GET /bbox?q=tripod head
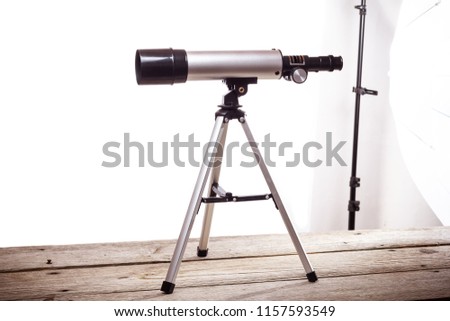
[219,77,257,109]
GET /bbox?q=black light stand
[348,0,378,230]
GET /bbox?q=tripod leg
[197,123,229,257]
[161,116,226,294]
[239,117,318,282]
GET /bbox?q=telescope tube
[135,48,343,85]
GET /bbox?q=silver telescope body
[186,50,282,81]
[135,48,343,85]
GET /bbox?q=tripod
[161,78,317,294]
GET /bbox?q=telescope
[135,48,343,85]
[136,47,343,294]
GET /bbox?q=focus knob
[292,68,308,84]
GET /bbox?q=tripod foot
[306,271,318,282]
[161,281,176,294]
[197,246,209,257]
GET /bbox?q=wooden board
[0,227,449,300]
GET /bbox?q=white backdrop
[390,0,450,225]
[0,0,441,247]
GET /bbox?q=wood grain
[0,227,449,300]
[1,227,449,272]
[54,269,450,301]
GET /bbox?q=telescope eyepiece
[281,54,343,83]
[303,55,344,72]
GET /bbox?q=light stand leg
[161,116,226,294]
[197,123,229,257]
[239,117,317,282]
